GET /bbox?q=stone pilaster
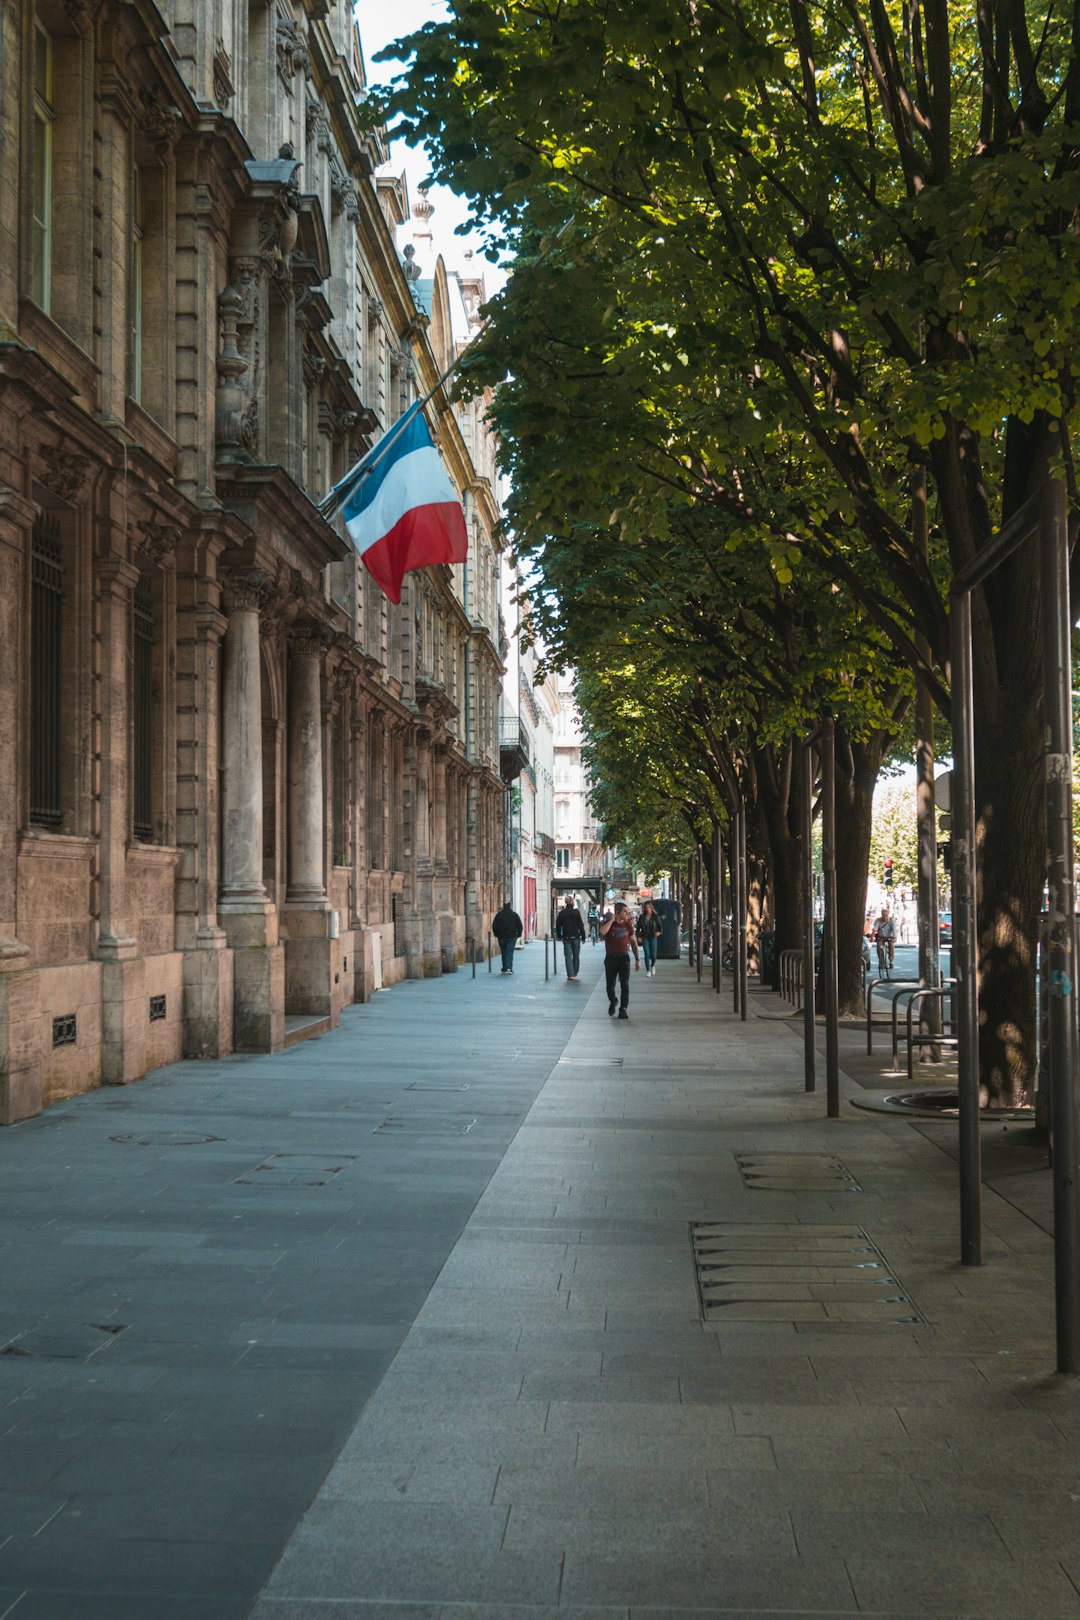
[96,555,145,1086]
[282,629,339,1020]
[219,569,283,1051]
[176,577,234,1058]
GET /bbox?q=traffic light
[884,859,894,888]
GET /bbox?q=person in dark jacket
[636,900,663,977]
[555,897,586,980]
[492,902,523,973]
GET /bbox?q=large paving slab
[0,942,596,1619]
[251,962,1080,1620]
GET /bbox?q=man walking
[555,896,586,980]
[492,901,523,974]
[600,901,640,1019]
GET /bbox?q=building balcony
[499,714,530,781]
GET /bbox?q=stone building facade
[0,0,506,1122]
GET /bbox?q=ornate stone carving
[215,284,254,463]
[276,17,309,86]
[136,521,181,563]
[220,564,271,614]
[401,243,421,285]
[138,90,182,156]
[330,166,359,221]
[303,347,327,390]
[39,446,90,503]
[213,40,235,111]
[367,296,385,329]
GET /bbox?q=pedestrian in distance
[600,900,641,1019]
[555,896,586,980]
[636,900,663,978]
[492,901,523,974]
[588,901,600,944]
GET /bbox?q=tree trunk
[833,724,892,1017]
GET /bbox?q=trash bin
[651,898,682,959]
[759,929,778,989]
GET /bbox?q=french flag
[335,405,468,603]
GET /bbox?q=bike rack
[866,977,920,1055]
[903,986,958,1079]
[779,949,803,1008]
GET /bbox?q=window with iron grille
[132,579,154,841]
[392,893,405,957]
[30,515,63,828]
[332,711,347,864]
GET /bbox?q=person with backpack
[555,896,586,980]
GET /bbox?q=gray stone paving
[251,965,1080,1620]
[4,947,1080,1618]
[0,942,593,1620]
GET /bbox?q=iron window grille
[149,994,166,1021]
[52,1013,76,1047]
[132,578,154,841]
[30,515,63,828]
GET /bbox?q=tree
[380,1,1080,1101]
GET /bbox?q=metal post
[737,806,748,1021]
[544,934,549,982]
[950,588,982,1265]
[696,845,704,983]
[821,717,840,1116]
[1041,464,1080,1373]
[730,829,739,1014]
[802,737,817,1092]
[470,936,476,979]
[487,939,492,973]
[713,823,722,994]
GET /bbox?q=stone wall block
[182,946,235,1060]
[101,957,147,1085]
[233,944,285,1052]
[0,967,43,1125]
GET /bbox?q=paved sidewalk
[0,940,598,1620]
[4,949,1080,1619]
[252,963,1080,1620]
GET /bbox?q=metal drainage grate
[235,1154,357,1186]
[735,1152,862,1192]
[690,1222,921,1325]
[374,1116,478,1135]
[405,1082,471,1092]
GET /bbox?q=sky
[356,0,504,284]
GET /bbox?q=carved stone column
[96,554,145,1087]
[219,569,283,1052]
[282,627,340,1023]
[286,631,328,907]
[219,571,270,914]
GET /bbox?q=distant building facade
[553,675,607,889]
[499,564,558,939]
[0,2,506,1122]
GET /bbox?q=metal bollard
[469,936,476,979]
[487,941,492,972]
[544,935,549,981]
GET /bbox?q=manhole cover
[2,1322,129,1359]
[690,1222,920,1325]
[735,1152,862,1192]
[108,1132,223,1146]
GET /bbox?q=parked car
[939,911,952,946]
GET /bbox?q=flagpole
[320,213,576,522]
